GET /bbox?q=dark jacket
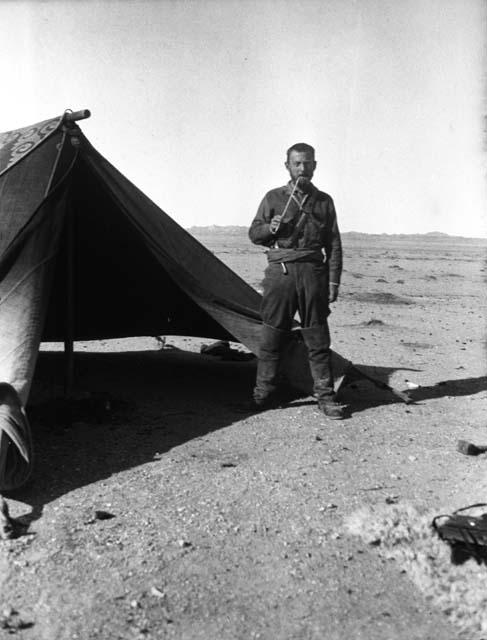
[248,182,343,285]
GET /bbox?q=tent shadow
[9,348,259,530]
[9,349,486,532]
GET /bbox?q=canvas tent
[0,110,413,524]
[1,110,361,412]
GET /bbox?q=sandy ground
[0,230,486,639]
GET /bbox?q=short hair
[286,143,315,162]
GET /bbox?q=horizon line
[186,225,487,241]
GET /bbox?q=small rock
[95,510,115,521]
[0,609,34,631]
[150,586,165,598]
[84,510,116,525]
[177,539,192,548]
[408,455,417,462]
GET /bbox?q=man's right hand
[269,215,283,234]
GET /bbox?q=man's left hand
[328,283,339,303]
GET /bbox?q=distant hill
[187,226,486,242]
[340,231,486,242]
[188,225,248,235]
[424,231,449,237]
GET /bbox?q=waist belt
[267,248,324,264]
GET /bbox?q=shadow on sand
[8,349,486,532]
[336,369,487,412]
[409,376,487,402]
[10,349,257,531]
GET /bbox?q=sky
[0,0,486,237]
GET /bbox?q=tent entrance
[43,156,235,344]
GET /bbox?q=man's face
[285,150,316,183]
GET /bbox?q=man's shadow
[335,366,487,412]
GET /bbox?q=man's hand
[328,283,339,303]
[269,215,283,234]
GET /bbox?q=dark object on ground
[200,341,255,361]
[363,318,385,326]
[95,510,115,521]
[85,510,116,525]
[0,608,34,631]
[433,503,487,564]
[456,439,487,456]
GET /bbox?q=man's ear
[313,161,317,171]
[284,161,290,172]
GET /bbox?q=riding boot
[301,325,345,419]
[253,324,289,408]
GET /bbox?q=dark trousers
[254,261,334,402]
[261,261,329,329]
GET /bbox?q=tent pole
[64,204,75,401]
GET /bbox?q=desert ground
[0,229,486,640]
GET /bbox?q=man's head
[285,143,316,186]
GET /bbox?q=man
[248,142,344,419]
